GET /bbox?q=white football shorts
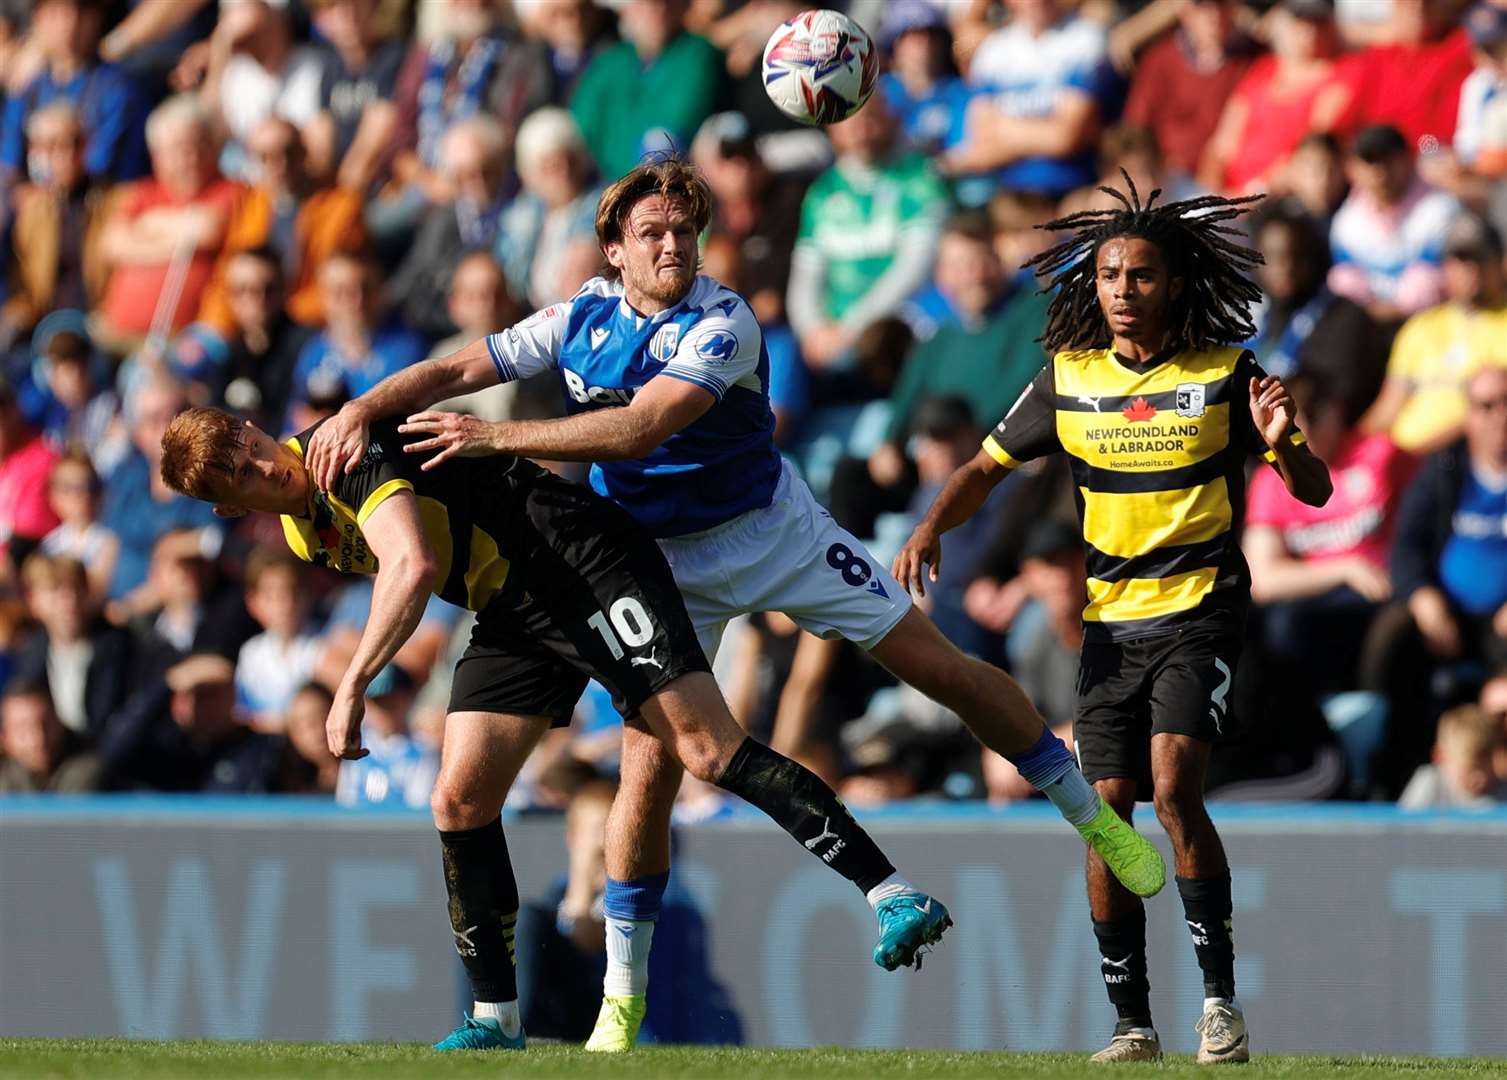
[656,459,912,659]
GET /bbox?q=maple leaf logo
[1122,397,1157,421]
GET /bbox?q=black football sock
[1177,873,1236,1001]
[716,737,895,894]
[1093,912,1153,1030]
[438,818,520,1003]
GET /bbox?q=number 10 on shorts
[586,597,655,659]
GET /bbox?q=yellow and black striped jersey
[983,345,1306,641]
[280,419,527,613]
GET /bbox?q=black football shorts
[1072,612,1245,794]
[448,472,710,723]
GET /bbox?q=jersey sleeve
[1231,351,1308,463]
[982,364,1060,468]
[660,297,762,401]
[327,423,416,525]
[483,301,570,384]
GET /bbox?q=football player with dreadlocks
[895,178,1331,1064]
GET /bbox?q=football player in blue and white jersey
[306,158,1165,1052]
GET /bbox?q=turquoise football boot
[433,1013,526,1051]
[873,892,953,971]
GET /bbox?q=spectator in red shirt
[1201,0,1357,194]
[1340,0,1475,152]
[1245,371,1414,693]
[95,95,244,354]
[1123,0,1253,180]
[0,377,61,583]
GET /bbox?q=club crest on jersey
[649,323,681,362]
[694,331,739,364]
[1176,383,1206,418]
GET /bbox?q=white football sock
[1042,766,1101,827]
[603,916,656,997]
[473,999,520,1038]
[865,872,917,909]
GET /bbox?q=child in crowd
[39,453,118,606]
[23,313,127,475]
[234,549,323,732]
[1399,704,1507,809]
[281,682,339,795]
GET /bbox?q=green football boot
[1076,795,1166,898]
[584,993,647,1052]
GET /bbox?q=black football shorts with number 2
[447,471,711,723]
[1072,611,1244,795]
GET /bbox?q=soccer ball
[761,9,877,127]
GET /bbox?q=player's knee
[673,732,729,784]
[1151,783,1201,836]
[430,782,493,831]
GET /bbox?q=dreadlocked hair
[1026,172,1265,354]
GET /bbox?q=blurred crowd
[1,0,1506,821]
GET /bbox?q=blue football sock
[603,871,669,996]
[1009,728,1099,826]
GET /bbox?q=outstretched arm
[323,491,438,760]
[402,374,716,467]
[891,449,1011,597]
[305,339,498,490]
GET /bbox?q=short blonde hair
[594,157,713,282]
[20,552,87,593]
[1438,704,1502,756]
[159,406,247,502]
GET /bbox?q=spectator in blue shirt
[287,251,428,431]
[100,377,222,603]
[334,663,439,809]
[942,0,1119,200]
[878,1,973,159]
[0,0,150,183]
[1365,366,1507,795]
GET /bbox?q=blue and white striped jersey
[483,275,781,538]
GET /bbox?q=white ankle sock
[603,917,656,997]
[1042,766,1101,827]
[473,999,520,1038]
[865,872,917,909]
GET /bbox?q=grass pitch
[3,1040,1504,1080]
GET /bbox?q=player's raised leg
[640,672,951,967]
[428,710,552,1051]
[1151,733,1248,1065]
[736,467,1161,897]
[869,609,1164,899]
[584,721,679,1052]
